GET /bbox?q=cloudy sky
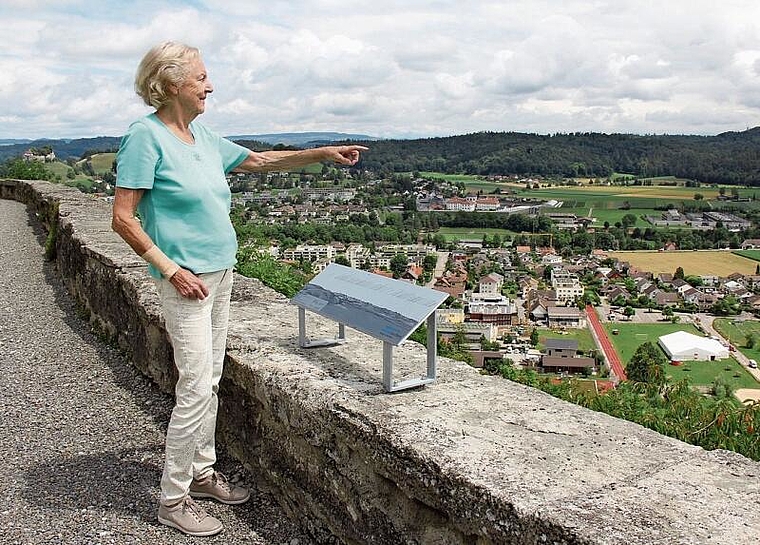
[2,0,760,140]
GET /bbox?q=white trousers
[154,268,233,504]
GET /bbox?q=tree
[389,253,408,278]
[745,333,755,349]
[694,193,704,200]
[0,158,52,181]
[480,336,501,351]
[334,255,350,267]
[530,328,539,346]
[626,341,667,385]
[674,266,685,280]
[621,213,637,228]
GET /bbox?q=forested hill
[354,128,760,185]
[4,127,760,185]
[0,137,122,162]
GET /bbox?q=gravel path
[0,199,312,545]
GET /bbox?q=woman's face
[175,56,213,117]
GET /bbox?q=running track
[586,304,627,381]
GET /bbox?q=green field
[537,328,596,354]
[733,250,760,263]
[666,358,758,390]
[88,152,116,174]
[713,319,760,361]
[604,322,703,364]
[436,226,516,241]
[558,207,656,228]
[45,161,72,179]
[420,172,483,183]
[604,321,759,388]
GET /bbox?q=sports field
[733,250,760,262]
[607,250,759,276]
[603,322,703,364]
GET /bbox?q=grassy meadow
[88,152,116,174]
[537,328,597,353]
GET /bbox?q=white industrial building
[658,331,729,362]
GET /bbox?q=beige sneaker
[189,471,250,505]
[157,496,223,537]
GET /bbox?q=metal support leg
[383,342,394,392]
[382,317,438,393]
[298,307,307,348]
[426,312,437,379]
[297,306,348,348]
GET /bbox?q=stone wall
[3,178,760,545]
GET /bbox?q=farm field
[426,171,758,212]
[607,250,759,276]
[557,207,656,228]
[522,181,757,201]
[537,328,596,353]
[436,226,516,241]
[420,172,484,184]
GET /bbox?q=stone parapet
[2,178,759,545]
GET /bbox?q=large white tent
[658,331,729,362]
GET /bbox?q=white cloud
[1,0,760,139]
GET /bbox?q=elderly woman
[112,41,366,537]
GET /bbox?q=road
[586,304,627,381]
[426,250,449,287]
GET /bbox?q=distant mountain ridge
[0,138,34,146]
[0,132,379,162]
[226,132,380,146]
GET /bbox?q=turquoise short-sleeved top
[115,113,249,278]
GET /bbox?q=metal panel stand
[298,307,347,348]
[383,313,438,393]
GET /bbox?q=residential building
[550,268,584,305]
[302,187,356,202]
[466,294,519,326]
[283,244,336,262]
[445,197,476,212]
[544,338,578,357]
[547,306,586,328]
[741,239,760,250]
[438,321,498,343]
[475,197,501,211]
[540,338,595,374]
[479,273,504,294]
